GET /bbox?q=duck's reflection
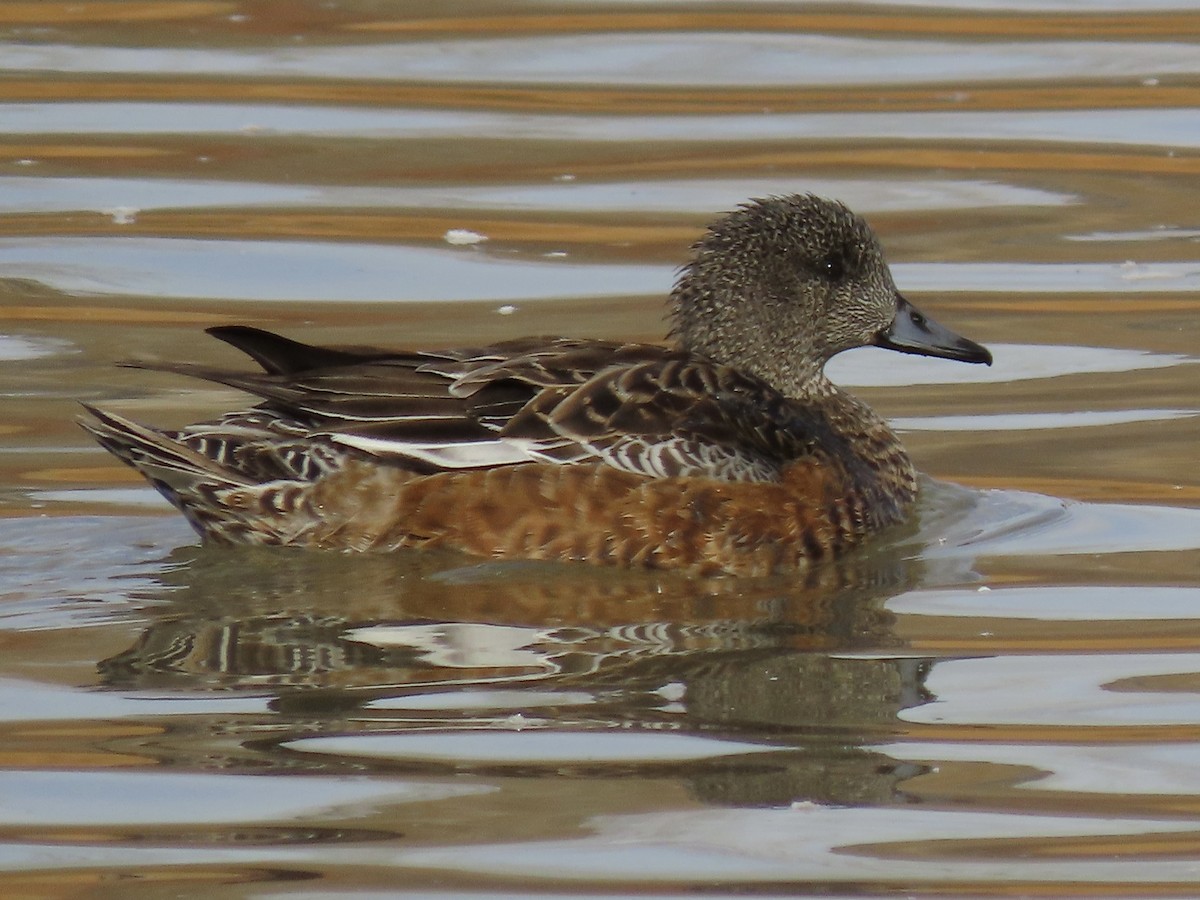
[96,506,969,807]
[100,534,910,691]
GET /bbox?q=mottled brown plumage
[81,194,991,575]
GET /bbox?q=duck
[82,194,991,576]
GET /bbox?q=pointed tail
[79,404,253,519]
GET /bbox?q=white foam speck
[444,228,488,245]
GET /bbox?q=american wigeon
[82,195,991,575]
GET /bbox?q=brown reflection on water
[0,209,696,248]
[0,2,233,26]
[5,78,1200,117]
[862,829,1200,862]
[0,723,155,770]
[351,9,1200,41]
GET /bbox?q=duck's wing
[127,329,811,483]
[494,357,812,482]
[333,347,811,483]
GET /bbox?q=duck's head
[670,194,992,397]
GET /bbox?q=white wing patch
[330,433,538,469]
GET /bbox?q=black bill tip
[874,294,992,366]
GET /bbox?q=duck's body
[83,195,990,576]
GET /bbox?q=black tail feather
[206,326,384,375]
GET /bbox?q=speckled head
[670,194,991,398]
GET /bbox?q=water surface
[1,2,1199,897]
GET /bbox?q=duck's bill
[874,294,993,365]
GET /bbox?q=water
[1,1,1199,897]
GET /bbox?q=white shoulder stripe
[330,434,535,469]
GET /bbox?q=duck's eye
[820,250,846,281]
